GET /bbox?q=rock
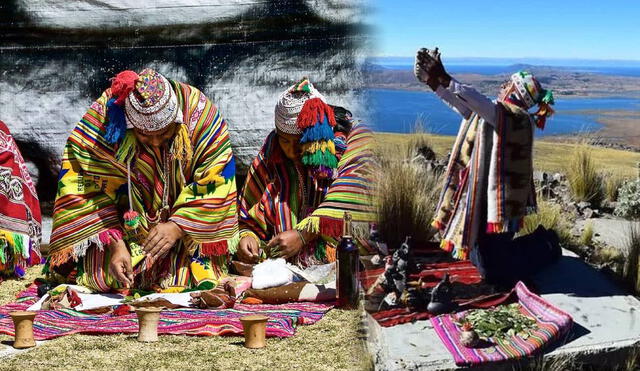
[553,173,564,182]
[583,208,594,219]
[577,201,592,211]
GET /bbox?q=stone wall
[0,0,370,212]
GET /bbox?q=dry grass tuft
[580,222,595,247]
[374,160,440,250]
[519,199,575,248]
[566,144,604,206]
[604,172,625,203]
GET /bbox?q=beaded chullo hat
[509,71,555,130]
[104,68,192,231]
[274,78,338,179]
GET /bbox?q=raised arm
[415,48,497,126]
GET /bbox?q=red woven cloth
[363,250,511,327]
[0,120,42,275]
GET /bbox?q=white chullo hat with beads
[274,78,327,135]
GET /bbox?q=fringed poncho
[432,103,538,260]
[238,122,375,266]
[48,81,239,269]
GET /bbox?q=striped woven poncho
[48,81,239,270]
[238,122,375,266]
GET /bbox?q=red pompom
[296,98,337,129]
[110,70,140,106]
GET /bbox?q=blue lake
[368,88,640,136]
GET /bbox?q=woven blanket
[431,281,573,366]
[432,104,537,259]
[363,255,510,328]
[0,285,331,340]
[0,120,42,278]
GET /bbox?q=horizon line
[369,55,640,63]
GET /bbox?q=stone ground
[576,218,638,253]
[366,249,640,370]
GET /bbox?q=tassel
[105,98,128,144]
[440,239,455,253]
[291,77,312,94]
[200,241,229,256]
[541,89,555,105]
[431,220,445,231]
[98,229,124,245]
[534,102,555,130]
[320,217,343,239]
[302,140,336,155]
[300,120,335,143]
[171,124,193,165]
[302,150,338,168]
[111,70,139,105]
[124,210,141,231]
[296,98,336,129]
[296,217,320,235]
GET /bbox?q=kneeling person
[47,69,239,292]
[237,78,375,267]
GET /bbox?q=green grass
[376,133,640,178]
[0,266,371,371]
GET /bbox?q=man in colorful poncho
[0,120,42,278]
[236,78,375,267]
[415,48,560,286]
[47,69,238,292]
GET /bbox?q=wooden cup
[10,311,37,349]
[240,314,268,349]
[135,307,163,342]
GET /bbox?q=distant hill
[364,63,640,98]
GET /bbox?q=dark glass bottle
[337,212,359,309]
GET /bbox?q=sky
[371,0,640,61]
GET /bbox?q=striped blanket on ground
[431,281,573,367]
[363,257,510,327]
[0,285,331,339]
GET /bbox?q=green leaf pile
[457,303,537,340]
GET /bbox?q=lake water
[371,60,640,77]
[368,88,640,136]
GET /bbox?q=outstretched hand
[415,47,451,90]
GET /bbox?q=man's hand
[415,47,451,90]
[143,221,184,260]
[237,235,260,264]
[108,239,134,287]
[267,230,317,260]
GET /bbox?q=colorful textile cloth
[0,121,42,278]
[432,103,537,259]
[363,251,510,328]
[0,284,332,340]
[238,122,375,267]
[431,281,573,367]
[48,79,239,291]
